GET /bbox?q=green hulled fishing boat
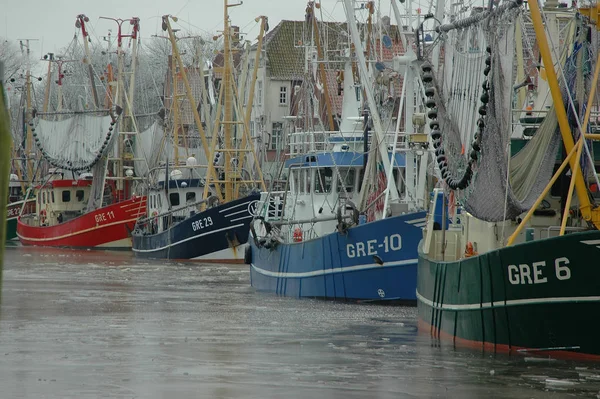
[416,0,600,360]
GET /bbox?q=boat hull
[416,230,600,360]
[132,194,260,262]
[249,212,427,303]
[5,199,36,241]
[16,196,146,249]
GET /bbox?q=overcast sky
[2,0,423,57]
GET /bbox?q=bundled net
[423,1,590,221]
[33,112,116,172]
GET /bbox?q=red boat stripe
[418,318,600,361]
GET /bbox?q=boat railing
[257,191,286,221]
[136,196,216,225]
[540,225,589,239]
[286,130,413,156]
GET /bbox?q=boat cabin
[35,177,93,226]
[144,173,205,235]
[8,174,24,203]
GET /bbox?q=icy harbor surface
[1,245,599,398]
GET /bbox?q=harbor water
[1,245,599,398]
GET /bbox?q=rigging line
[541,7,600,192]
[175,0,192,17]
[174,17,219,38]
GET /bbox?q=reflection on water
[0,246,599,398]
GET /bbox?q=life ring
[464,242,478,258]
[40,209,47,226]
[207,195,220,208]
[293,227,303,242]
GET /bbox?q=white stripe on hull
[251,258,418,279]
[192,246,246,262]
[132,223,244,253]
[406,217,427,224]
[219,200,254,214]
[95,237,132,249]
[416,290,600,311]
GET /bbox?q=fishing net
[422,1,590,221]
[32,112,116,172]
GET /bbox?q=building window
[279,86,287,105]
[271,122,283,150]
[257,81,263,106]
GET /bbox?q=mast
[1,61,12,248]
[342,0,400,204]
[162,15,220,199]
[42,53,54,113]
[222,0,235,202]
[307,1,335,131]
[19,39,37,184]
[234,15,269,197]
[75,15,100,109]
[100,16,141,199]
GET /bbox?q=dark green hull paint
[417,230,600,360]
[6,217,16,241]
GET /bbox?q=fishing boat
[16,14,147,249]
[246,0,432,302]
[131,6,267,262]
[416,0,600,360]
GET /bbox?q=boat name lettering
[7,207,19,218]
[192,216,213,232]
[95,211,116,224]
[346,234,402,259]
[507,257,571,285]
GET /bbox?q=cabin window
[186,192,196,203]
[62,190,71,202]
[76,190,84,202]
[158,195,162,208]
[169,193,180,207]
[337,169,356,193]
[42,192,46,204]
[51,191,55,203]
[298,169,304,193]
[315,168,333,193]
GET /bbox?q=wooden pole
[507,140,580,245]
